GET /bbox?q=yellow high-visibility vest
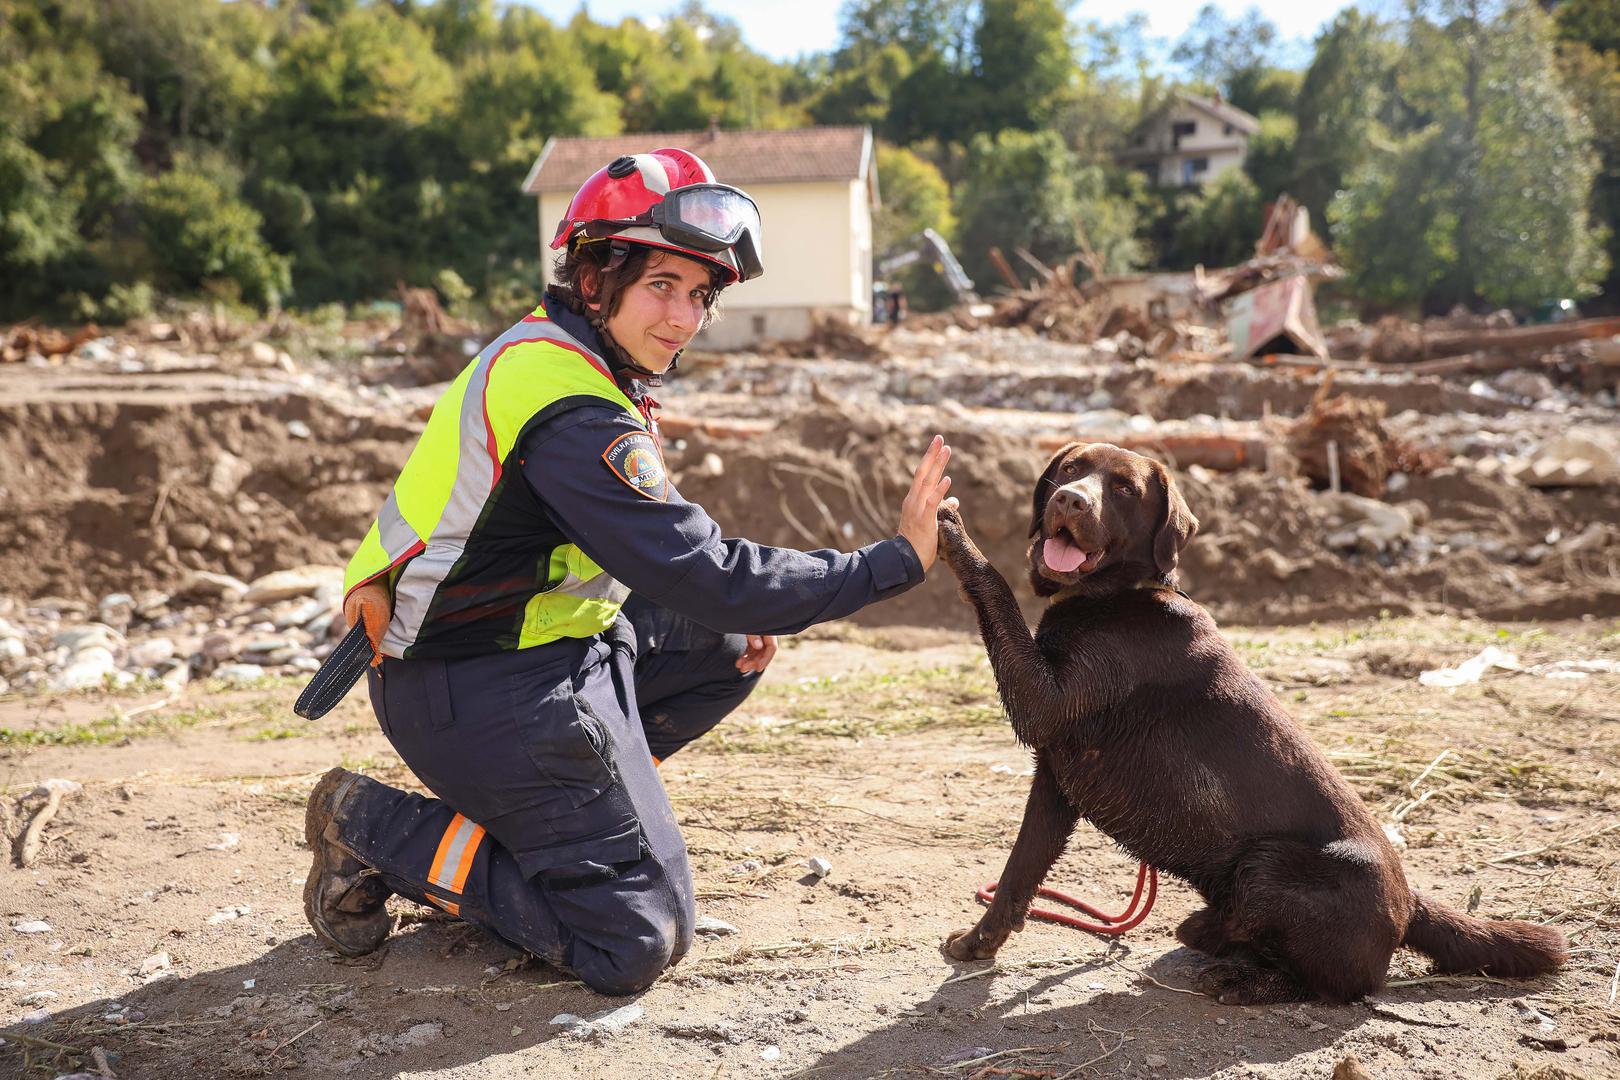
[343,308,648,659]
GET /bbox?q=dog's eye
[1114,483,1140,498]
[1062,461,1077,474]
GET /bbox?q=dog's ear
[1151,461,1199,577]
[1030,442,1083,538]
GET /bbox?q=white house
[523,125,879,350]
[1120,92,1260,187]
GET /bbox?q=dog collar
[1048,580,1191,604]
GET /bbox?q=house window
[751,314,767,337]
[1224,123,1234,136]
[1172,121,1196,138]
[1182,157,1210,184]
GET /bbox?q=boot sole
[303,767,391,957]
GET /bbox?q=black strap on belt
[294,623,374,720]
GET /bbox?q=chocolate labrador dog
[935,441,1566,1004]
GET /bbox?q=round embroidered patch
[602,431,669,501]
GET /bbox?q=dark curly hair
[552,241,726,330]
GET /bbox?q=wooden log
[1382,315,1620,364]
[1034,431,1272,472]
[658,414,1272,472]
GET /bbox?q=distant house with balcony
[1119,91,1260,187]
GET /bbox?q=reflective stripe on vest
[343,311,644,658]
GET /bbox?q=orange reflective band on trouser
[427,813,486,896]
[426,894,461,917]
[652,756,662,768]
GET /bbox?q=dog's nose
[1052,487,1091,513]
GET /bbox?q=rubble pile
[0,247,1617,672]
[0,566,348,695]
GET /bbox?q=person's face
[596,251,714,374]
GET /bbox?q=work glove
[343,581,392,667]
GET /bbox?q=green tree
[1556,41,1620,305]
[0,0,144,316]
[139,166,290,306]
[1554,0,1620,56]
[1243,111,1296,200]
[873,143,958,307]
[954,129,1141,288]
[1331,0,1607,308]
[1293,9,1397,230]
[1178,169,1264,267]
[973,0,1076,133]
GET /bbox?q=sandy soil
[2,615,1616,1080]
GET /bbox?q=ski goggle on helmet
[550,148,764,285]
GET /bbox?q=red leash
[977,863,1158,935]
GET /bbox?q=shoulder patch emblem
[602,431,669,502]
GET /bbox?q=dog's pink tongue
[1043,535,1087,573]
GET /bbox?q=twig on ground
[1383,973,1518,989]
[17,778,81,868]
[0,1029,89,1054]
[270,1019,322,1057]
[1487,821,1620,866]
[1055,1020,1126,1079]
[1365,1002,1464,1027]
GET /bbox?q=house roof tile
[1176,92,1261,135]
[523,126,872,194]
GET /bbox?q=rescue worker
[302,147,955,996]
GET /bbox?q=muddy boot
[303,767,394,956]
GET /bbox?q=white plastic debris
[1418,646,1522,687]
[12,920,51,934]
[761,1045,781,1061]
[206,833,240,851]
[806,857,833,879]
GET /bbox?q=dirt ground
[2,615,1616,1080]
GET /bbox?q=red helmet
[550,147,763,285]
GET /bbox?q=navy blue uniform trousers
[335,597,759,995]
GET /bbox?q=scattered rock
[807,857,833,879]
[1145,1053,1169,1068]
[137,951,171,976]
[13,920,51,935]
[550,1003,645,1039]
[175,570,250,601]
[53,623,122,653]
[215,663,265,683]
[1332,1053,1374,1080]
[695,915,739,937]
[14,990,59,1006]
[128,637,177,667]
[243,565,343,606]
[51,648,122,690]
[97,593,135,632]
[206,450,254,497]
[169,522,212,550]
